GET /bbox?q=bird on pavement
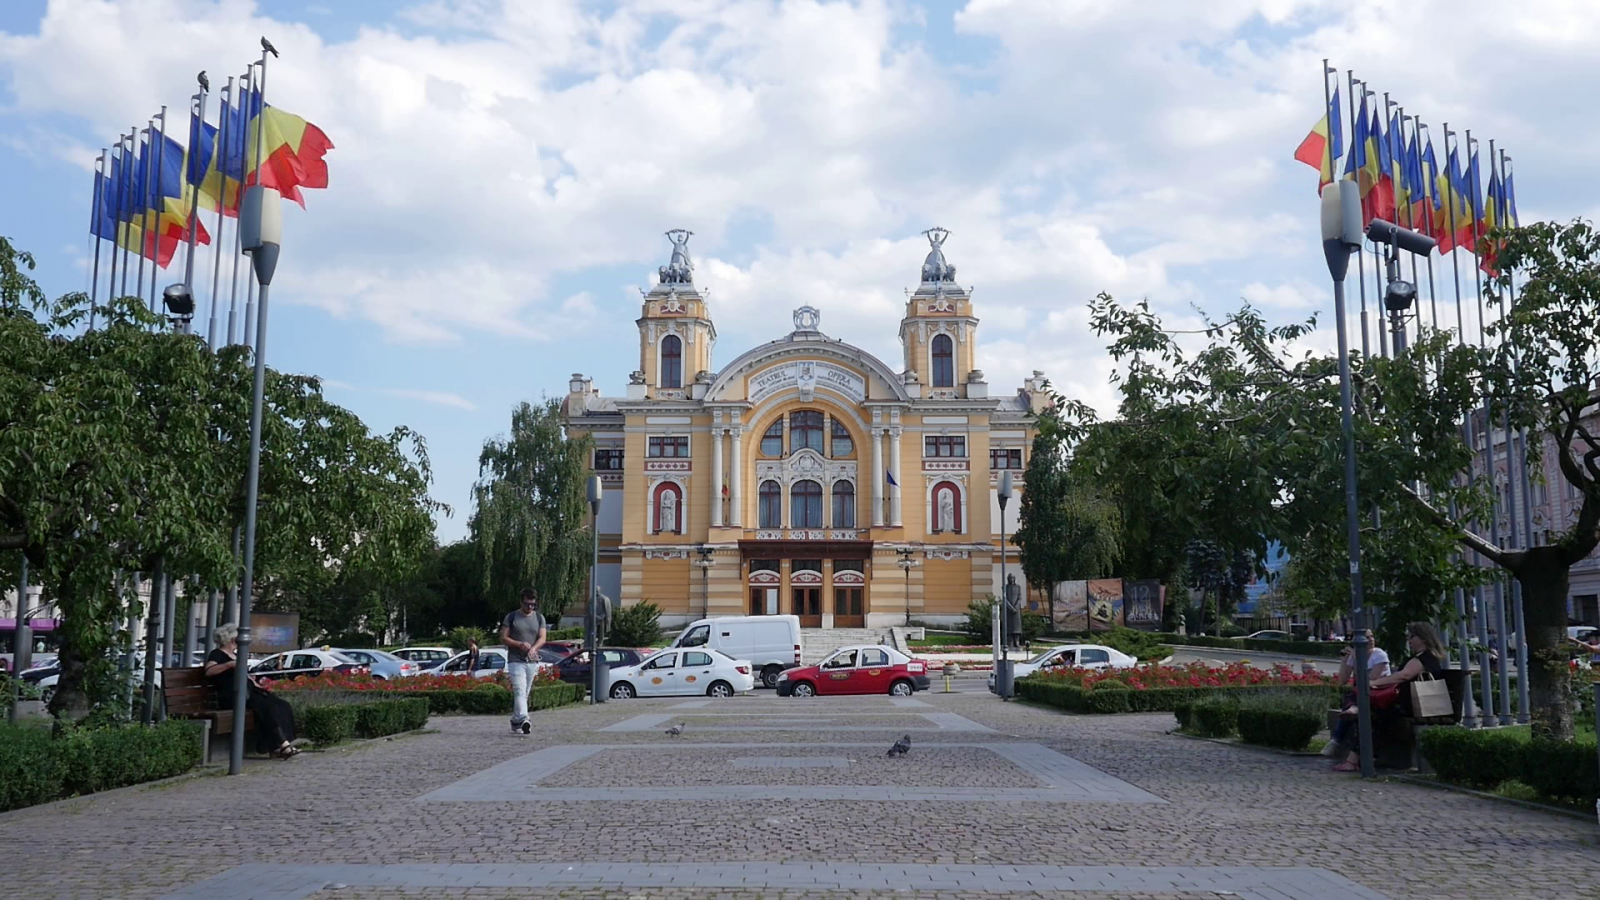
[886,734,911,757]
[261,36,279,58]
[665,723,686,737]
[197,70,209,91]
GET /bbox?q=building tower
[632,229,717,401]
[898,227,985,400]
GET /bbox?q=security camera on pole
[1364,218,1436,355]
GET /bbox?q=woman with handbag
[1323,631,1392,756]
[1331,622,1446,772]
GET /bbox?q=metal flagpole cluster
[1296,63,1536,742]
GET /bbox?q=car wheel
[609,681,636,699]
[761,665,783,688]
[790,681,815,698]
[888,679,914,697]
[707,680,734,698]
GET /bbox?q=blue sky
[4,0,1598,545]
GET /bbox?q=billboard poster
[1050,580,1088,630]
[250,613,301,654]
[1086,579,1124,632]
[1123,579,1163,628]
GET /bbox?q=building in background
[562,229,1048,629]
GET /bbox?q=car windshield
[331,651,365,665]
[1026,648,1066,665]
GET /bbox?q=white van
[671,615,803,688]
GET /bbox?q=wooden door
[793,588,822,628]
[833,587,864,628]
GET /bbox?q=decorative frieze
[924,549,970,561]
[754,448,856,487]
[645,460,692,473]
[923,459,969,472]
[643,549,690,560]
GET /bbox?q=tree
[1184,539,1252,635]
[1013,418,1124,627]
[0,237,443,719]
[472,400,593,617]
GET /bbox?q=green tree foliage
[0,237,442,720]
[1013,413,1124,622]
[472,400,592,618]
[607,601,662,647]
[1184,540,1253,635]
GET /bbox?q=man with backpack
[500,588,548,735]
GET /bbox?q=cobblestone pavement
[0,690,1594,899]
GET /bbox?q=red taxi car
[775,645,930,697]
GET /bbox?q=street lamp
[161,283,196,334]
[694,545,715,620]
[587,475,603,705]
[895,547,920,626]
[1320,180,1376,777]
[996,470,1016,699]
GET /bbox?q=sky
[3,0,1598,546]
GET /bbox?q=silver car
[332,648,412,680]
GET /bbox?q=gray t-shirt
[502,610,547,663]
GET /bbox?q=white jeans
[508,661,541,724]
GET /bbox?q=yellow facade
[564,229,1049,628]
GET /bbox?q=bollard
[594,661,609,704]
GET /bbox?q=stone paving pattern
[538,745,1043,787]
[0,682,1594,899]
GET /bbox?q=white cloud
[322,378,477,410]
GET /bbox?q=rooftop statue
[920,227,957,284]
[659,229,695,285]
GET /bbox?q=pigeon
[198,70,209,92]
[261,36,280,58]
[664,723,686,737]
[886,734,911,757]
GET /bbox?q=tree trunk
[44,581,93,723]
[1515,547,1575,741]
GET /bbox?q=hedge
[289,682,585,718]
[1016,678,1336,714]
[291,697,432,746]
[0,719,203,812]
[1236,705,1323,750]
[1418,727,1599,807]
[1190,698,1238,738]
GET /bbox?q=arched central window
[931,334,954,388]
[760,419,784,457]
[831,480,855,528]
[758,480,782,528]
[830,417,854,457]
[791,479,823,528]
[661,335,683,388]
[791,410,824,452]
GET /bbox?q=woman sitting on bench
[205,625,302,759]
[1331,622,1446,772]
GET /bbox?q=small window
[594,448,624,470]
[830,418,854,457]
[479,653,505,670]
[683,651,713,667]
[660,334,683,388]
[924,436,967,457]
[601,650,624,663]
[291,654,320,670]
[758,481,783,529]
[791,410,824,452]
[680,625,710,647]
[791,480,823,528]
[833,559,864,574]
[648,436,689,458]
[824,650,858,669]
[990,448,1022,470]
[760,419,784,456]
[643,652,677,670]
[1079,648,1110,665]
[861,648,890,667]
[831,480,855,528]
[932,334,954,387]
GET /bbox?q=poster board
[250,613,301,654]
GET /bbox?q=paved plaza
[0,687,1596,899]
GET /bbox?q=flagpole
[149,106,168,326]
[1347,72,1371,359]
[1415,121,1441,333]
[106,138,123,310]
[1374,92,1396,359]
[1397,108,1423,348]
[208,76,233,347]
[228,67,252,346]
[89,150,106,332]
[242,62,263,351]
[118,131,135,301]
[134,123,151,316]
[1320,59,1336,186]
[185,84,208,334]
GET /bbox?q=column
[871,426,885,527]
[710,426,724,527]
[729,427,744,527]
[889,426,903,526]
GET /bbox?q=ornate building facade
[563,229,1050,628]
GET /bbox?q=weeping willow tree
[1014,409,1123,624]
[471,400,593,619]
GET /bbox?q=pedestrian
[499,587,547,735]
[465,637,480,674]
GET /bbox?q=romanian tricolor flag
[95,138,211,269]
[1479,165,1506,275]
[1292,87,1342,188]
[187,91,333,215]
[1434,147,1473,255]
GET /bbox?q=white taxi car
[606,648,755,699]
[988,643,1138,692]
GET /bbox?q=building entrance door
[833,587,864,628]
[749,587,778,616]
[793,588,822,628]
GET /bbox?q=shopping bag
[1409,673,1453,719]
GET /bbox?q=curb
[1166,730,1327,758]
[1382,772,1594,822]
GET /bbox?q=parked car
[391,646,453,671]
[433,645,564,678]
[668,614,802,688]
[552,647,647,686]
[249,648,369,681]
[776,645,929,698]
[988,643,1137,693]
[541,641,582,657]
[1244,630,1294,642]
[334,648,413,680]
[606,648,755,699]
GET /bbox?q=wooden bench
[1326,668,1468,770]
[160,667,254,763]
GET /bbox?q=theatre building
[562,228,1049,629]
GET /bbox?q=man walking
[500,588,547,735]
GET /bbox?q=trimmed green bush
[1173,701,1195,730]
[1236,704,1322,751]
[354,698,431,739]
[1417,727,1524,789]
[1016,678,1335,715]
[1519,738,1600,805]
[300,704,359,746]
[1190,698,1239,738]
[0,720,203,812]
[528,682,584,710]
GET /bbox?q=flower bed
[0,719,203,812]
[1017,662,1336,714]
[273,670,583,716]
